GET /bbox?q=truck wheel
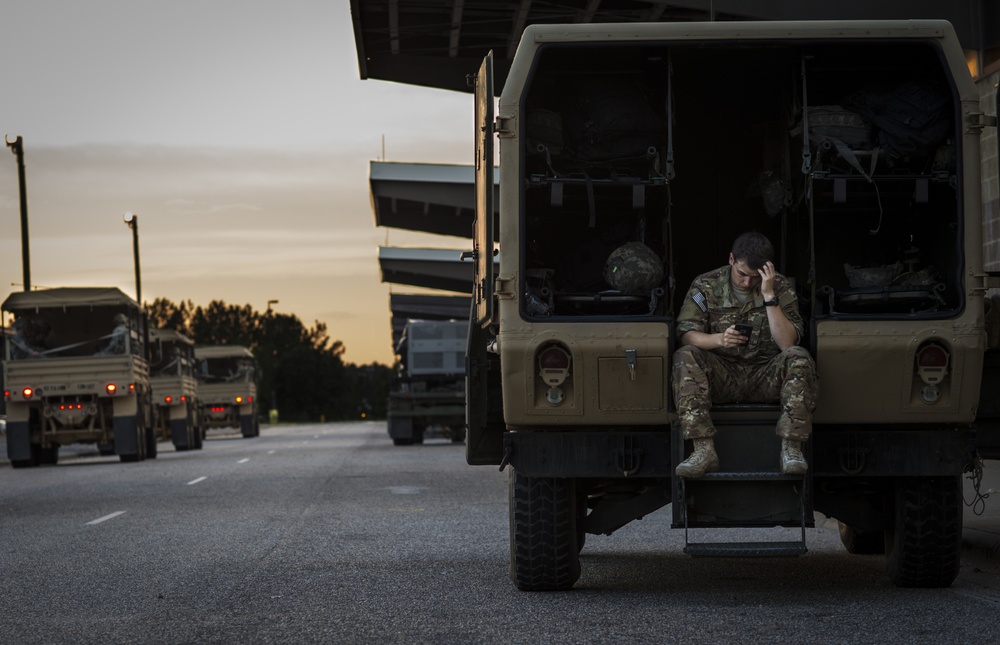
[508,469,581,591]
[240,415,255,438]
[838,521,885,555]
[885,476,962,588]
[451,427,467,443]
[392,437,413,446]
[10,443,40,469]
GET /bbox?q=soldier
[673,232,818,477]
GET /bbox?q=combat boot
[675,438,719,478]
[780,439,808,475]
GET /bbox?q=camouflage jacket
[676,264,804,364]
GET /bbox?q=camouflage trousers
[672,345,818,441]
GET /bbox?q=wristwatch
[763,296,780,307]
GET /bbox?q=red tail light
[539,345,571,370]
[164,396,173,403]
[917,344,948,368]
[22,387,34,398]
[106,384,117,395]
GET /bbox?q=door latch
[625,349,637,381]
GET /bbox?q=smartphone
[734,323,753,337]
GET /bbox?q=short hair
[731,232,774,270]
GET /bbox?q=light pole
[123,213,141,305]
[265,300,279,422]
[6,135,30,291]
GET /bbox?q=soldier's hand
[720,325,748,348]
[758,261,776,300]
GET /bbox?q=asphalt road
[2,422,1000,644]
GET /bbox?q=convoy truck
[388,319,467,445]
[466,20,999,590]
[3,287,155,466]
[195,345,259,438]
[149,328,202,451]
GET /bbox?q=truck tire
[885,476,962,588]
[508,469,581,591]
[145,423,158,459]
[240,414,255,438]
[838,521,885,555]
[7,421,39,468]
[117,416,145,463]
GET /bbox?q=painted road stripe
[187,476,207,486]
[267,450,275,455]
[238,458,250,464]
[86,511,125,525]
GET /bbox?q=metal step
[699,471,805,481]
[684,541,808,558]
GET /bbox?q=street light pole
[123,213,141,305]
[6,135,31,291]
[265,299,279,423]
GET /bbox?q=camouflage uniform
[673,265,818,440]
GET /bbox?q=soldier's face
[729,254,761,292]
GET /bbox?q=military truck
[466,20,998,590]
[388,319,467,445]
[195,345,259,438]
[149,328,202,451]
[2,287,155,466]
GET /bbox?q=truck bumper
[504,431,673,478]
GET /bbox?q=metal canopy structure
[351,0,999,94]
[378,246,481,294]
[370,161,497,238]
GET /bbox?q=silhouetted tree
[143,297,389,422]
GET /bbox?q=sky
[0,0,473,366]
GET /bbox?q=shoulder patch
[692,291,707,312]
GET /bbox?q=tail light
[106,384,117,395]
[235,396,244,403]
[164,396,173,403]
[916,343,949,385]
[916,342,950,404]
[23,387,34,399]
[538,343,572,406]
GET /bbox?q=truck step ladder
[672,414,813,558]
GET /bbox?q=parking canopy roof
[2,287,138,311]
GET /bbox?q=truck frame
[466,20,999,590]
[149,328,202,451]
[388,319,468,445]
[3,287,155,466]
[195,345,259,438]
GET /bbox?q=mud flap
[240,414,256,438]
[114,416,141,458]
[5,420,34,462]
[170,418,191,449]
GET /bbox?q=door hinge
[495,116,516,138]
[966,112,998,133]
[495,274,516,300]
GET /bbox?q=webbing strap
[800,56,811,175]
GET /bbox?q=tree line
[146,298,394,423]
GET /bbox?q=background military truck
[467,20,998,590]
[149,328,202,451]
[2,287,155,466]
[195,345,259,438]
[388,319,467,445]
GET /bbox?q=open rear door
[466,51,504,465]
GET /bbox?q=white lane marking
[237,458,250,464]
[86,511,126,525]
[187,476,207,486]
[267,450,275,455]
[313,435,319,439]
